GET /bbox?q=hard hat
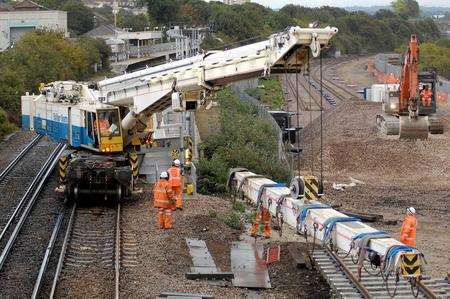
[173,159,181,166]
[407,207,416,214]
[160,171,169,179]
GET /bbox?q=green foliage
[392,0,420,19]
[117,9,151,31]
[0,108,16,139]
[220,211,242,230]
[198,88,290,194]
[420,42,450,78]
[232,201,246,213]
[142,1,440,55]
[246,76,284,110]
[0,30,108,124]
[34,0,94,35]
[146,0,180,24]
[62,0,95,35]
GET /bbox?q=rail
[49,203,121,298]
[115,203,121,299]
[49,203,77,299]
[32,207,66,299]
[230,170,448,299]
[0,134,41,183]
[0,142,66,271]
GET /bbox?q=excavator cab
[376,35,444,140]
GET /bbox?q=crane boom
[97,26,338,140]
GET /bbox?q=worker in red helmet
[153,171,175,229]
[250,207,272,238]
[168,159,184,210]
[400,207,417,247]
[420,84,432,107]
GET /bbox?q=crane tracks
[312,249,450,299]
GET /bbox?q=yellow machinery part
[59,156,68,183]
[400,252,421,278]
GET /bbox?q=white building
[84,24,163,62]
[223,0,250,4]
[0,0,67,52]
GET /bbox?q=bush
[0,108,16,139]
[220,211,242,230]
[198,88,290,194]
[246,76,284,110]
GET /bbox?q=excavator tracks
[376,114,400,136]
[428,116,444,135]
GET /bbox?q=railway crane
[21,26,338,201]
[376,35,444,139]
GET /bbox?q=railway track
[310,58,361,105]
[312,248,450,299]
[0,134,42,184]
[46,202,132,298]
[0,142,66,270]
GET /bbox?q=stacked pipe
[228,169,426,282]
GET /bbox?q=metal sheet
[231,241,271,289]
[186,239,217,269]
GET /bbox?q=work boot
[157,209,164,229]
[164,209,173,229]
[250,222,259,237]
[263,223,272,238]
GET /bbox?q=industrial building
[0,0,67,52]
[223,0,250,5]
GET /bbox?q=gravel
[0,132,65,297]
[296,72,450,278]
[119,189,330,298]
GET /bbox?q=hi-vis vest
[153,180,173,209]
[168,166,182,187]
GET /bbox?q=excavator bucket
[399,116,429,140]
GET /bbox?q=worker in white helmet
[400,207,417,247]
[153,171,175,229]
[168,159,184,210]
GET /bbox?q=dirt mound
[299,101,450,188]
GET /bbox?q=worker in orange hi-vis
[400,207,417,247]
[168,159,183,210]
[153,172,175,229]
[420,84,433,107]
[250,207,272,238]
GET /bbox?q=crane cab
[21,81,124,153]
[82,107,123,153]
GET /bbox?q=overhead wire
[295,53,301,173]
[307,50,314,174]
[319,50,324,191]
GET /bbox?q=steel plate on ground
[231,241,271,289]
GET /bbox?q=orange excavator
[376,35,443,139]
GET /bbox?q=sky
[247,0,450,9]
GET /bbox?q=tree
[146,0,180,25]
[420,43,450,78]
[61,0,95,35]
[117,9,151,31]
[0,30,106,124]
[391,0,420,19]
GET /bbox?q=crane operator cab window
[97,110,120,137]
[91,109,123,153]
